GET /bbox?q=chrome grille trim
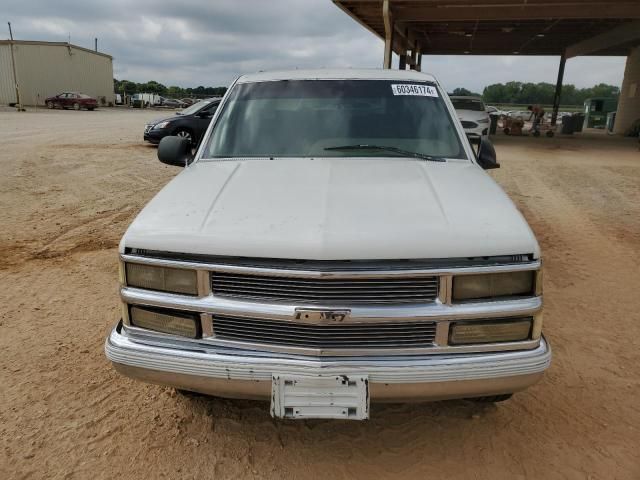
[119,254,542,356]
[121,254,541,279]
[120,287,543,324]
[211,272,439,305]
[212,315,437,350]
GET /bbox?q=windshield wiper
[324,144,446,162]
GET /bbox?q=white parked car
[450,96,491,138]
[105,69,550,420]
[507,110,532,120]
[486,105,506,117]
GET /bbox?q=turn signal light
[449,318,532,345]
[130,306,200,338]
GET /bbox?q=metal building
[0,40,113,106]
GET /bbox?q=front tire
[469,394,513,403]
[175,388,208,399]
[73,102,80,111]
[46,101,54,109]
[174,128,194,145]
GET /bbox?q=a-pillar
[614,46,640,135]
[399,54,407,70]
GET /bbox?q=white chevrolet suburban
[105,69,550,420]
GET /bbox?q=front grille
[212,315,437,350]
[461,120,478,128]
[211,272,439,305]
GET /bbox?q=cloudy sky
[5,0,627,92]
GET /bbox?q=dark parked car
[143,98,221,145]
[45,92,97,110]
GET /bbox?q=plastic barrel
[489,114,499,135]
[562,115,575,134]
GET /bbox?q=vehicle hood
[122,158,539,260]
[456,109,489,122]
[148,114,185,125]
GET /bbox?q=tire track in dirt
[1,112,639,480]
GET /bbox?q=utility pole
[8,22,24,111]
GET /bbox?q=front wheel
[469,394,513,403]
[73,102,80,111]
[46,101,54,109]
[174,129,194,145]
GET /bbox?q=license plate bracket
[271,374,369,420]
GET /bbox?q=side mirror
[476,136,500,170]
[196,110,212,118]
[157,136,192,167]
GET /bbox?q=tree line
[113,79,227,98]
[451,82,620,106]
[114,78,619,105]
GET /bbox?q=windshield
[179,100,211,116]
[203,80,466,159]
[451,98,485,112]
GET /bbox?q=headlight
[478,118,490,124]
[130,306,199,338]
[452,271,535,301]
[125,263,198,295]
[450,318,532,345]
[154,121,171,129]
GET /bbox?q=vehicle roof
[237,69,438,84]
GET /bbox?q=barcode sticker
[391,84,438,97]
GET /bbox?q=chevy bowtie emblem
[294,308,351,324]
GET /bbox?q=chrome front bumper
[106,322,551,402]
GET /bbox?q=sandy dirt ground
[1,108,639,480]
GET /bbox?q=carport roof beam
[565,20,640,58]
[332,0,640,56]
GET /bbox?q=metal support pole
[410,43,419,70]
[417,52,422,72]
[399,54,407,70]
[551,53,566,127]
[382,0,393,69]
[7,22,23,110]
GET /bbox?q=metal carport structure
[332,0,640,133]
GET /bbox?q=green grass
[492,104,584,113]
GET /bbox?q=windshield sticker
[391,84,438,97]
